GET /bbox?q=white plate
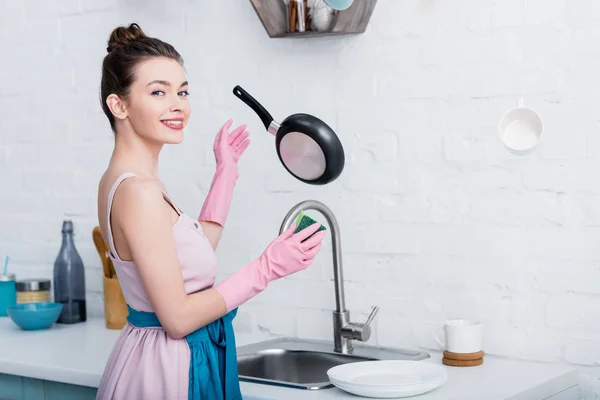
[329,374,447,388]
[329,377,446,398]
[328,360,447,386]
[327,360,447,398]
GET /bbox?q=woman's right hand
[258,222,326,281]
[214,222,327,312]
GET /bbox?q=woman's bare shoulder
[98,170,165,231]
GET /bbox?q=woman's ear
[106,94,128,121]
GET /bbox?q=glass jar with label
[16,279,51,304]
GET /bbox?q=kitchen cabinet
[0,373,96,400]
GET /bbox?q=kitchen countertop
[0,318,580,399]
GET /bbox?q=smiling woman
[94,23,326,400]
[99,24,190,144]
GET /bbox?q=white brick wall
[2,0,600,395]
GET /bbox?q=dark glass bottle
[53,220,86,324]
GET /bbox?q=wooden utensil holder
[103,275,127,330]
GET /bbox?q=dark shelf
[249,0,378,38]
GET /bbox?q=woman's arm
[198,119,250,250]
[197,163,236,250]
[114,178,326,340]
[117,179,227,339]
[198,221,224,250]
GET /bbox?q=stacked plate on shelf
[327,360,447,398]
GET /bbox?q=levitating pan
[233,85,345,185]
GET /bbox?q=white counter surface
[0,318,580,400]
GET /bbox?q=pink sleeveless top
[105,172,218,310]
[96,172,219,400]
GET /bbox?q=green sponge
[294,211,327,241]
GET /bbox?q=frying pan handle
[233,85,274,130]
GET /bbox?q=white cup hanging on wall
[498,97,544,153]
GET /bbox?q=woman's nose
[169,101,182,112]
[169,94,185,112]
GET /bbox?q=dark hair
[100,23,184,132]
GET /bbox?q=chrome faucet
[279,200,379,354]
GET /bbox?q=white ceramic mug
[498,97,544,152]
[434,319,483,354]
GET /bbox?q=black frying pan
[233,85,345,185]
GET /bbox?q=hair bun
[106,23,147,53]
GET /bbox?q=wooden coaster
[443,350,485,361]
[442,357,483,367]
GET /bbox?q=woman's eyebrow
[146,80,188,87]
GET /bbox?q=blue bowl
[6,302,63,330]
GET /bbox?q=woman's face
[124,57,191,144]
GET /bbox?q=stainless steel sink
[237,337,430,390]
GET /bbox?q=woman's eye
[152,90,165,96]
[178,90,189,97]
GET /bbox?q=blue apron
[127,305,243,400]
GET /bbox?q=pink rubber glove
[214,222,326,312]
[199,119,250,227]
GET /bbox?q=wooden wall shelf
[249,0,378,38]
